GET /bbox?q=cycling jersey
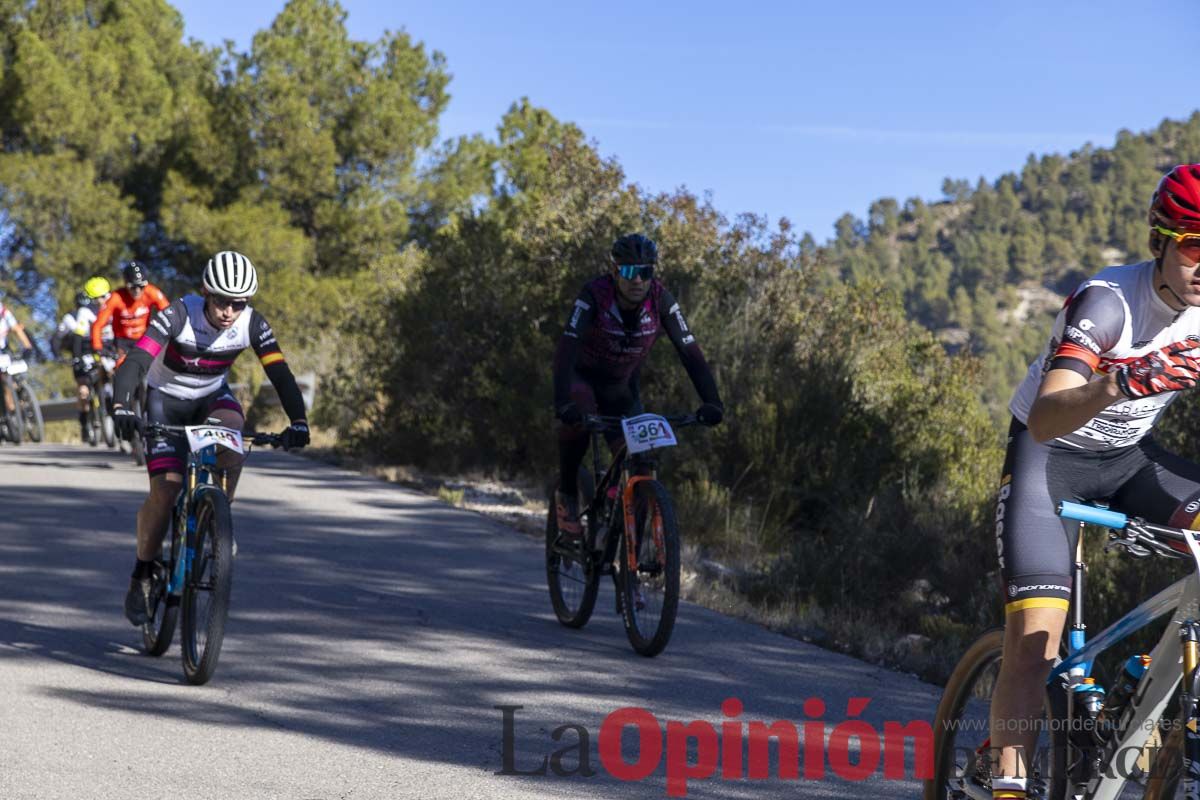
[112,294,306,424]
[552,275,720,410]
[91,284,169,351]
[0,303,18,350]
[57,305,108,355]
[1009,261,1200,450]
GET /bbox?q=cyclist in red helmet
[987,164,1200,797]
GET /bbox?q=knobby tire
[618,480,680,657]
[181,490,234,685]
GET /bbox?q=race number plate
[185,425,244,455]
[621,414,678,454]
[6,359,26,375]
[0,354,10,371]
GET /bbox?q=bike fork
[1182,622,1200,799]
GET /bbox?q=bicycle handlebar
[143,422,283,448]
[1058,500,1193,560]
[583,413,699,433]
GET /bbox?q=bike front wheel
[546,468,600,628]
[181,490,235,685]
[16,381,43,442]
[926,628,1068,800]
[617,480,680,657]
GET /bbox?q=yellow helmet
[84,276,111,299]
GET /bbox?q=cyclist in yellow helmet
[55,277,112,443]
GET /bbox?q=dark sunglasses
[210,296,248,312]
[618,264,655,281]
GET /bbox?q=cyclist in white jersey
[55,277,112,442]
[988,164,1200,799]
[0,295,36,419]
[110,251,309,626]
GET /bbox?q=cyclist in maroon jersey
[551,233,724,539]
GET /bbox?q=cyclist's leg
[989,419,1082,787]
[137,388,190,561]
[1113,438,1200,527]
[126,388,190,624]
[558,378,598,498]
[73,359,92,440]
[203,387,245,500]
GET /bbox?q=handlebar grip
[1057,501,1128,529]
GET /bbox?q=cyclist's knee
[148,474,182,503]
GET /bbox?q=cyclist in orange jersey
[92,262,169,356]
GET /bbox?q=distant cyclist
[56,277,112,443]
[0,293,37,422]
[551,233,724,539]
[91,261,169,358]
[111,251,309,626]
[0,294,36,360]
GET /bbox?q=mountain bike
[546,412,695,657]
[79,354,116,447]
[927,500,1200,799]
[139,421,281,685]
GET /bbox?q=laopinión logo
[495,697,933,797]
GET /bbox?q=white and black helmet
[203,251,258,299]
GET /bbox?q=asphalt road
[0,443,941,799]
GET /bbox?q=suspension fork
[1181,622,1200,797]
[622,473,664,572]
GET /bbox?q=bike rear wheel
[181,490,235,685]
[100,381,115,448]
[546,467,600,628]
[17,381,43,442]
[141,516,181,656]
[617,480,680,657]
[926,629,1067,800]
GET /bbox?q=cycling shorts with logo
[144,384,243,477]
[996,416,1200,613]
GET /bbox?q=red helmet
[1150,164,1200,233]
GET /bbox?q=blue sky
[172,0,1196,242]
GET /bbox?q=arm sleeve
[112,299,186,406]
[552,288,596,410]
[150,286,170,311]
[250,310,306,422]
[91,297,116,351]
[658,289,722,406]
[1048,285,1125,378]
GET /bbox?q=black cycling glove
[696,402,724,427]
[112,406,142,440]
[280,421,310,450]
[556,402,584,427]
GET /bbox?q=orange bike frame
[622,475,665,574]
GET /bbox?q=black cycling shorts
[996,417,1200,613]
[144,384,244,478]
